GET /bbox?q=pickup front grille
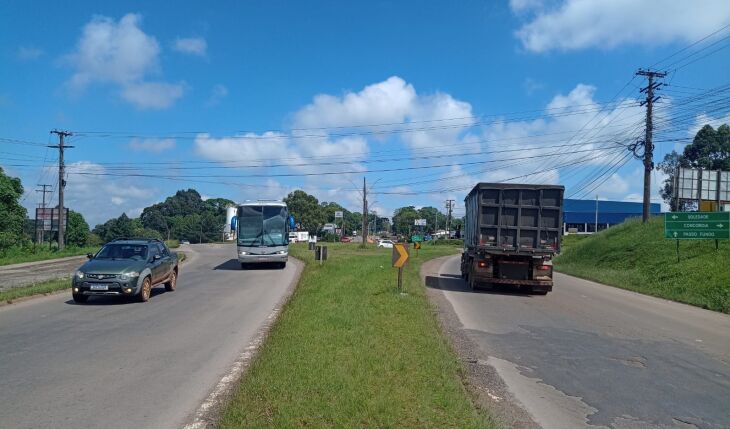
[85,273,117,280]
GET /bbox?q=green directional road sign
[664,212,730,240]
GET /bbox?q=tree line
[1,167,460,254]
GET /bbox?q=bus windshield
[237,205,288,247]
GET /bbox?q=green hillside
[554,217,730,313]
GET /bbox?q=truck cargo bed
[464,183,564,253]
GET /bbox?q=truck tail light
[478,261,487,268]
[538,265,551,270]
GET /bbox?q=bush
[321,232,339,242]
[165,239,180,249]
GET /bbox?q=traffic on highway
[2,3,730,428]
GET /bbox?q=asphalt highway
[425,255,730,429]
[0,244,300,429]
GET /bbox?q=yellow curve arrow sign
[392,243,409,268]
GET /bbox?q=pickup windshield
[95,244,148,261]
[237,206,288,247]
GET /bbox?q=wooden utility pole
[49,130,73,249]
[636,69,665,223]
[361,177,368,246]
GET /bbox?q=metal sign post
[392,243,409,292]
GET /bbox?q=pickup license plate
[89,284,108,291]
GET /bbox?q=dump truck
[460,183,564,294]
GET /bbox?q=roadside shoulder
[421,255,539,429]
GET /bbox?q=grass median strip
[220,243,497,428]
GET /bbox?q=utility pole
[35,184,52,244]
[49,130,73,250]
[594,194,598,234]
[445,199,455,237]
[636,69,666,223]
[361,177,368,246]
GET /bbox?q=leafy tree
[93,213,136,242]
[139,189,234,241]
[66,210,90,247]
[658,124,730,209]
[417,206,447,233]
[0,167,27,250]
[284,190,325,233]
[392,206,419,235]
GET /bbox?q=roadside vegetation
[220,243,497,428]
[559,234,590,253]
[0,245,100,267]
[0,278,69,304]
[555,217,730,313]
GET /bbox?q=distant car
[180,240,190,245]
[377,239,394,248]
[340,236,353,243]
[71,238,179,303]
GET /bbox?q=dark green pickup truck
[71,238,179,303]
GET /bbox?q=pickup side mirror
[86,253,94,260]
[153,254,161,261]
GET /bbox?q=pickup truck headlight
[239,251,248,255]
[277,250,287,255]
[119,272,139,281]
[75,271,85,279]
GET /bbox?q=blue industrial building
[563,199,661,234]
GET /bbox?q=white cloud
[64,13,184,109]
[66,14,160,88]
[60,161,159,225]
[17,46,44,61]
[173,37,207,56]
[205,84,228,107]
[689,112,730,136]
[293,76,417,129]
[512,0,730,53]
[129,138,176,152]
[121,81,185,109]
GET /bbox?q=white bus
[233,201,289,268]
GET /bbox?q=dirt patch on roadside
[421,256,540,429]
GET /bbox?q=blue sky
[2,1,730,225]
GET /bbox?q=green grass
[0,245,100,266]
[220,243,497,429]
[0,278,70,303]
[555,217,730,313]
[559,233,590,253]
[165,239,180,249]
